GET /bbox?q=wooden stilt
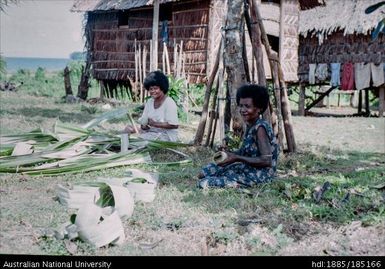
[358,90,363,113]
[365,88,370,116]
[298,83,305,116]
[379,86,385,118]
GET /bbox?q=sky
[0,0,85,59]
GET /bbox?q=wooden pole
[162,43,166,73]
[358,90,363,113]
[379,86,385,118]
[152,0,159,71]
[365,88,370,116]
[241,29,251,83]
[245,0,266,87]
[138,44,143,103]
[164,43,171,75]
[194,40,222,145]
[251,0,296,152]
[298,83,305,116]
[63,66,73,96]
[272,58,285,150]
[134,39,139,101]
[246,0,272,126]
[205,74,221,147]
[173,38,177,75]
[143,45,147,87]
[210,67,225,147]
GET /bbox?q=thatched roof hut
[298,0,385,83]
[299,0,384,40]
[71,0,324,98]
[72,0,222,88]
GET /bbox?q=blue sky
[1,0,85,58]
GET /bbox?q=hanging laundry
[309,64,316,84]
[354,62,371,90]
[315,63,329,82]
[161,20,169,44]
[341,62,355,91]
[370,62,385,87]
[330,63,341,87]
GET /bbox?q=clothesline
[307,62,385,90]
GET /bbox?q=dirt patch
[278,221,385,256]
[292,116,384,154]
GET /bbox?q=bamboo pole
[173,38,177,75]
[134,39,139,101]
[149,42,153,74]
[164,43,171,75]
[152,0,159,71]
[143,45,147,86]
[162,43,166,73]
[138,44,143,103]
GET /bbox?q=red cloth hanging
[341,62,355,91]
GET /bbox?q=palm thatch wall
[298,0,385,83]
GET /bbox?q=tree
[223,0,248,138]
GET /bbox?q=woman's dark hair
[236,84,269,113]
[143,70,169,94]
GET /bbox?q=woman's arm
[147,118,178,129]
[217,126,272,168]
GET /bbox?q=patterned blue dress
[198,118,279,188]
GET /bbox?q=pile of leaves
[0,108,191,176]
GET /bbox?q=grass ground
[0,89,384,256]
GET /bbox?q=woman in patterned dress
[197,84,279,188]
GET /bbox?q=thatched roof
[299,0,384,39]
[71,0,180,12]
[73,0,324,12]
[299,0,325,10]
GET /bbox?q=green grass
[0,85,384,255]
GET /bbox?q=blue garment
[198,119,279,188]
[330,63,341,87]
[161,20,169,44]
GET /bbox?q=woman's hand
[123,125,135,133]
[217,152,238,167]
[147,118,157,127]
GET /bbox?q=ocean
[4,57,72,72]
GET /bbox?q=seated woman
[124,71,179,142]
[197,84,279,188]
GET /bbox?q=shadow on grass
[159,146,385,231]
